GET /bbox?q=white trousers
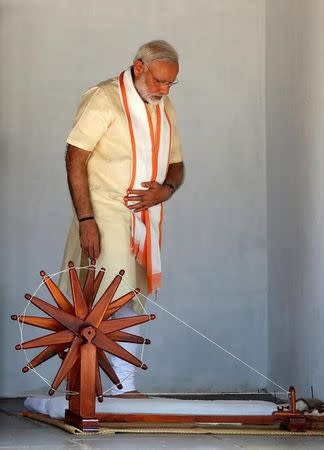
[109,302,141,395]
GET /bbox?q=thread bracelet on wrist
[163,182,175,194]
[78,216,95,223]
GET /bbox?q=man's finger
[128,202,145,210]
[81,243,88,256]
[94,240,100,259]
[87,245,94,260]
[141,181,158,188]
[124,195,143,202]
[127,189,149,195]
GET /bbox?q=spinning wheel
[12,261,312,433]
[12,260,155,431]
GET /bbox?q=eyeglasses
[142,62,179,88]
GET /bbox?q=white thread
[105,273,288,395]
[18,277,54,389]
[136,290,288,394]
[16,265,288,396]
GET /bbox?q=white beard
[134,75,163,105]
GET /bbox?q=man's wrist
[163,182,175,196]
[78,216,95,223]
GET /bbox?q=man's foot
[109,390,149,399]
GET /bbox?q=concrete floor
[1,399,324,449]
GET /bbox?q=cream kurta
[59,76,182,309]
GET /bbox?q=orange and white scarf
[118,68,172,293]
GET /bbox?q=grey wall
[266,0,324,398]
[0,0,267,396]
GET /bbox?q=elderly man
[60,40,184,397]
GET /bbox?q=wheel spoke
[68,262,88,319]
[99,314,155,334]
[16,329,74,350]
[25,294,86,335]
[66,360,80,399]
[104,289,139,319]
[96,364,103,400]
[15,315,62,331]
[92,268,106,305]
[82,262,96,309]
[97,349,122,388]
[94,330,145,368]
[50,336,81,392]
[86,271,124,327]
[22,344,69,373]
[108,330,148,344]
[40,271,74,314]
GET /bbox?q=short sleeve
[66,87,112,151]
[169,124,183,164]
[164,96,183,164]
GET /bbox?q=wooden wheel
[12,260,155,430]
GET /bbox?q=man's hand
[79,219,100,259]
[124,181,172,213]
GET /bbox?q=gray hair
[133,40,179,65]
